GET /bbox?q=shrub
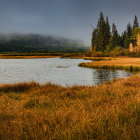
[92,52,102,57]
[109,46,122,57]
[85,50,92,57]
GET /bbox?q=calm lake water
[0,57,132,86]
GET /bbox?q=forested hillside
[0,34,89,53]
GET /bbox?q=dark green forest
[0,34,89,53]
[91,12,140,56]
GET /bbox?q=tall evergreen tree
[92,28,98,52]
[124,35,130,48]
[97,12,106,51]
[133,15,139,30]
[110,23,120,49]
[126,22,132,37]
[104,17,111,47]
[122,23,132,48]
[120,31,127,48]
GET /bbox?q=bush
[103,45,111,56]
[123,49,130,56]
[109,46,122,57]
[92,52,102,57]
[85,50,92,57]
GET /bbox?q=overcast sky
[0,0,140,43]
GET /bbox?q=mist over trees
[0,34,89,53]
[91,12,140,56]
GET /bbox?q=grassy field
[79,57,140,72]
[0,75,139,139]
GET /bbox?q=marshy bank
[0,53,85,59]
[0,75,139,139]
[79,57,140,72]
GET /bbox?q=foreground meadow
[79,57,140,72]
[0,75,139,139]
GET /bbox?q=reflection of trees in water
[92,69,118,85]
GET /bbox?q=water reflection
[92,69,132,85]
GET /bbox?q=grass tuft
[0,81,39,93]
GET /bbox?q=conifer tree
[133,15,139,30]
[105,17,111,47]
[97,12,106,51]
[124,35,130,48]
[109,23,120,49]
[92,28,98,52]
[127,23,132,37]
[120,31,126,48]
[122,23,132,48]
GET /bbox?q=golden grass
[0,52,63,59]
[0,75,140,139]
[0,55,59,59]
[79,57,140,72]
[0,53,84,59]
[84,57,112,61]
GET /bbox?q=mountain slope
[0,34,90,53]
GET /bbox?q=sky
[0,0,140,44]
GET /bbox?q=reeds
[0,75,140,139]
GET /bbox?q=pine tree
[92,28,98,52]
[121,23,132,48]
[97,12,106,51]
[120,31,127,48]
[110,23,120,49]
[133,15,139,30]
[105,17,111,47]
[124,35,130,48]
[126,22,132,37]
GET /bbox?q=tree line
[91,12,140,56]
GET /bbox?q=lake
[0,57,132,86]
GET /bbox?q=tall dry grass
[0,75,140,139]
[79,57,140,72]
[0,81,39,93]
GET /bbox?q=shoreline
[79,57,140,72]
[0,53,85,59]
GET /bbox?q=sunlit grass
[79,57,140,72]
[0,75,140,139]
